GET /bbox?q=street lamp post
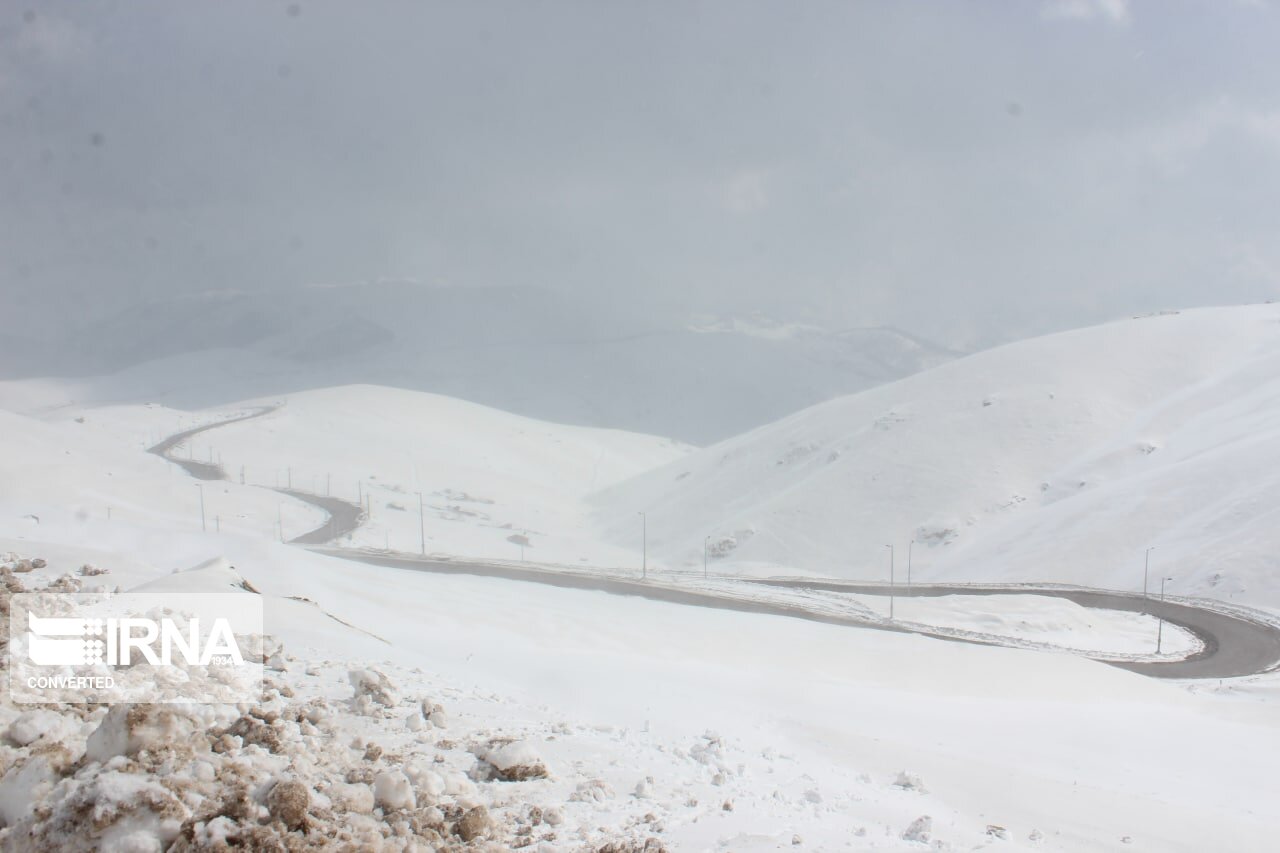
[639,512,647,580]
[703,536,709,579]
[195,484,206,532]
[1144,546,1155,602]
[885,544,895,620]
[907,539,914,595]
[416,491,426,556]
[1156,576,1172,654]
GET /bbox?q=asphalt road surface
[146,406,277,481]
[274,489,366,546]
[152,411,1280,680]
[750,579,1280,679]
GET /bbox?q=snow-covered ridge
[596,304,1280,611]
[686,314,827,341]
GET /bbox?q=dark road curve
[274,489,366,546]
[304,545,1280,680]
[748,579,1280,680]
[151,411,1280,680]
[146,406,278,481]
[147,406,365,544]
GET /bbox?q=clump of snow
[85,704,218,763]
[7,709,75,747]
[902,814,933,843]
[347,668,398,712]
[893,771,927,793]
[372,769,416,811]
[476,739,549,782]
[571,778,615,803]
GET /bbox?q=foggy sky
[3,0,1280,349]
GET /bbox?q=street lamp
[1156,575,1173,654]
[703,535,710,579]
[194,483,206,532]
[415,491,426,556]
[1144,546,1156,602]
[907,539,914,595]
[885,544,895,620]
[639,512,647,580]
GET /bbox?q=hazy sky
[3,0,1280,348]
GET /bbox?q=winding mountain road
[150,408,1280,680]
[146,406,278,481]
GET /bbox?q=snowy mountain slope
[4,537,1278,851]
[594,304,1280,609]
[0,381,691,570]
[0,405,327,548]
[0,282,957,443]
[200,384,691,566]
[2,352,1279,849]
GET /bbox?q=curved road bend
[147,405,365,545]
[147,405,278,481]
[149,413,1280,680]
[306,545,1280,680]
[274,489,365,546]
[748,579,1280,680]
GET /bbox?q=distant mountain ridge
[4,283,958,444]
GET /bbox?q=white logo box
[9,593,265,704]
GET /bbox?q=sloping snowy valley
[2,306,1280,851]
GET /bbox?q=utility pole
[1144,546,1155,604]
[703,535,710,579]
[277,502,284,543]
[885,544,895,620]
[195,484,206,532]
[288,466,292,490]
[326,473,331,497]
[907,539,914,594]
[1157,576,1172,653]
[416,491,426,556]
[639,512,647,579]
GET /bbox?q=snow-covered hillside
[4,542,1277,852]
[0,383,689,570]
[2,336,1280,849]
[596,305,1280,611]
[0,282,957,444]
[204,385,691,566]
